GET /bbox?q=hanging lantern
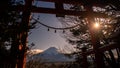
[63,30,65,33]
[48,28,50,31]
[54,30,57,33]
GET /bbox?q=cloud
[28,49,43,55]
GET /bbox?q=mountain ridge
[29,47,74,62]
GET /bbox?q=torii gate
[15,0,116,68]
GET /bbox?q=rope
[32,17,81,30]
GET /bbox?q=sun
[94,23,100,28]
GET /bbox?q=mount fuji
[29,47,74,62]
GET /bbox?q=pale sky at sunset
[28,14,70,51]
[28,1,71,51]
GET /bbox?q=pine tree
[59,0,120,68]
[0,0,36,68]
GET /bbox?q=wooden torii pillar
[17,0,33,68]
[17,0,109,68]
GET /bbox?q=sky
[28,1,72,51]
[28,14,70,51]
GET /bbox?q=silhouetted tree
[59,0,120,68]
[0,0,37,68]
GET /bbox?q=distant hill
[28,47,75,62]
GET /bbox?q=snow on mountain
[42,47,59,55]
[29,47,74,62]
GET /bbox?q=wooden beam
[13,5,109,18]
[37,0,84,5]
[36,0,106,7]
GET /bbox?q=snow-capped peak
[42,47,59,55]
